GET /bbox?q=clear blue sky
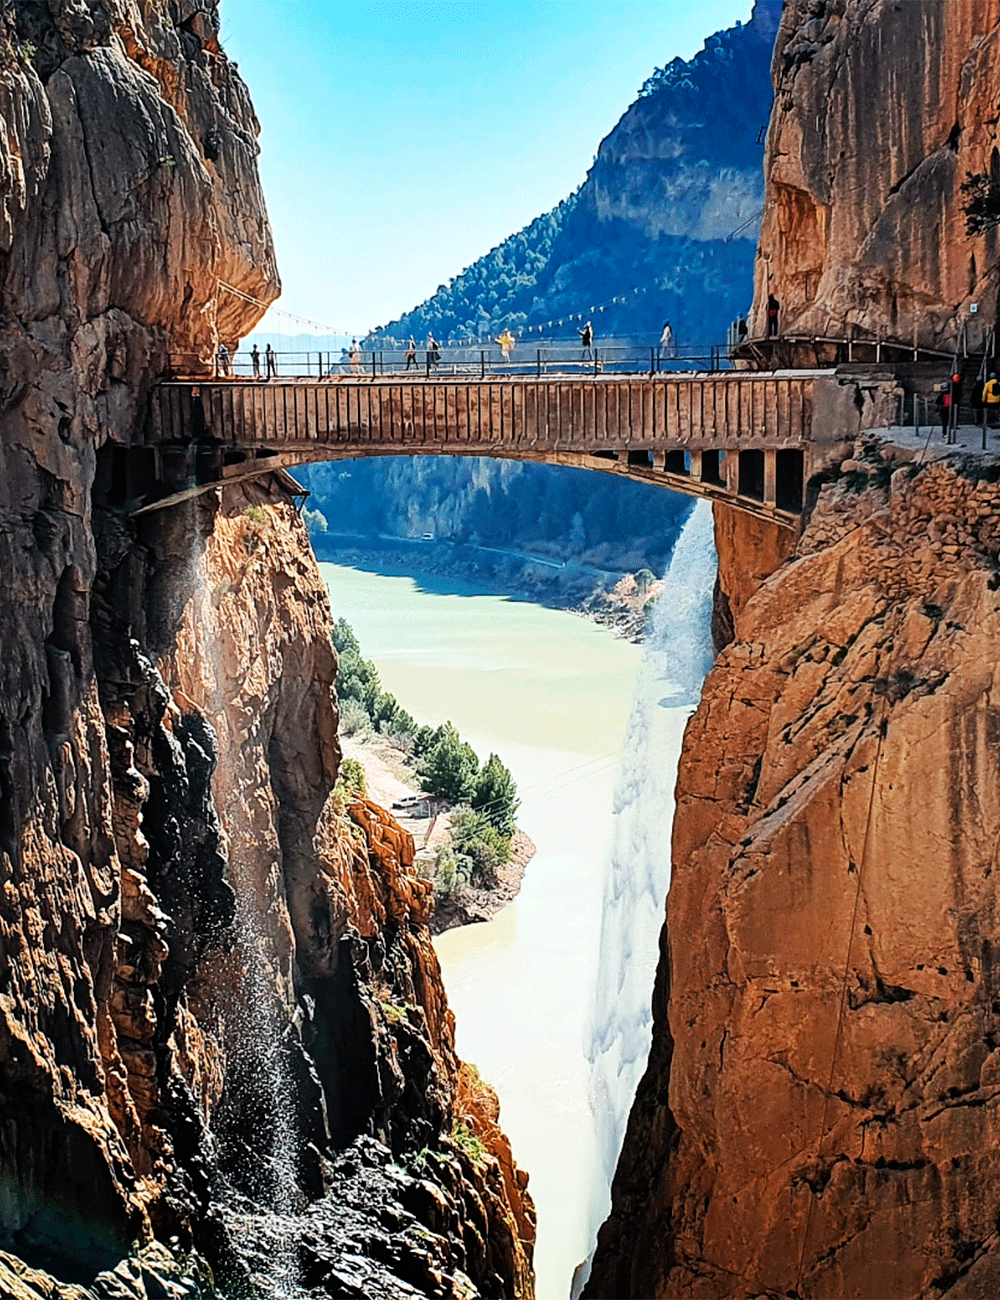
[223,0,753,336]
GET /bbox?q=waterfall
[184,543,303,1297]
[576,500,717,1294]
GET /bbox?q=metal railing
[166,338,737,381]
[168,326,987,382]
[733,329,960,363]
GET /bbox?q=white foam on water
[576,500,717,1295]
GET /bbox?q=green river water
[319,561,643,1299]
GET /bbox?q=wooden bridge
[131,370,896,527]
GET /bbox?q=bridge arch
[127,371,895,525]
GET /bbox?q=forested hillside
[364,0,778,347]
[300,3,779,590]
[304,456,691,576]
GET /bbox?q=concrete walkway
[873,422,1000,460]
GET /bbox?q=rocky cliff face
[751,0,1000,354]
[588,10,1000,1293]
[589,448,1000,1299]
[0,0,275,1275]
[156,483,534,1297]
[0,2,532,1294]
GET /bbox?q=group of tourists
[215,342,278,378]
[937,369,1000,436]
[404,335,442,370]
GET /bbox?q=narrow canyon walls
[588,6,1000,1294]
[0,0,276,1271]
[590,448,1000,1298]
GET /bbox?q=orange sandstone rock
[590,457,1000,1298]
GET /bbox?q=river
[319,555,700,1299]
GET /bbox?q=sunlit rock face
[588,12,1000,1289]
[163,485,535,1297]
[0,2,533,1294]
[0,0,276,1273]
[589,451,1000,1299]
[750,0,1000,352]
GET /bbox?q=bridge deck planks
[150,374,819,461]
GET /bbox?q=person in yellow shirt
[984,371,1000,429]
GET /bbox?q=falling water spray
[184,535,303,1297]
[577,500,717,1292]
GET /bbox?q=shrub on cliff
[340,758,368,798]
[471,753,520,838]
[336,646,382,715]
[332,617,361,655]
[433,844,472,899]
[417,723,480,802]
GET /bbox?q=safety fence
[168,339,737,381]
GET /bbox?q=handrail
[169,325,982,382]
[733,330,958,361]
[167,342,736,381]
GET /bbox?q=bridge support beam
[764,449,777,508]
[725,449,739,496]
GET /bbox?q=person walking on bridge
[265,342,277,379]
[405,337,417,371]
[660,320,675,358]
[427,334,441,370]
[216,341,231,377]
[251,344,261,379]
[578,320,594,360]
[496,328,515,362]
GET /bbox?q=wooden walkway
[139,370,883,526]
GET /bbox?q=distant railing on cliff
[733,329,963,367]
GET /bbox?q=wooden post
[764,449,777,507]
[724,448,739,496]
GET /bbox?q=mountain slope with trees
[302,2,780,592]
[364,0,778,347]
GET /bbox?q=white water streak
[581,501,717,1283]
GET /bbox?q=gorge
[5,2,1000,1300]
